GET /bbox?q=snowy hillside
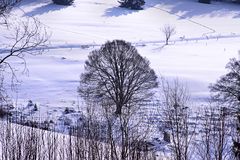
[3,0,240,120]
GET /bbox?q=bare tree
[233,112,240,159]
[0,1,49,116]
[1,0,49,75]
[210,58,240,108]
[161,24,176,45]
[0,0,49,86]
[196,105,234,160]
[78,40,158,115]
[159,79,197,160]
[0,18,49,80]
[210,58,240,159]
[196,107,214,160]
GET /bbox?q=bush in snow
[118,0,145,10]
[63,117,72,126]
[27,100,34,107]
[33,104,38,111]
[0,107,11,118]
[163,131,171,143]
[64,107,75,114]
[52,0,74,6]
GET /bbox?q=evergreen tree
[118,0,145,10]
[198,0,211,4]
[52,0,74,5]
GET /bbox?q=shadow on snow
[24,3,68,17]
[103,6,140,17]
[148,0,240,19]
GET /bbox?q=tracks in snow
[1,33,240,53]
[145,3,216,37]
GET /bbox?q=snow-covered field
[3,0,240,121]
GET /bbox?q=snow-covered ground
[3,0,240,121]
